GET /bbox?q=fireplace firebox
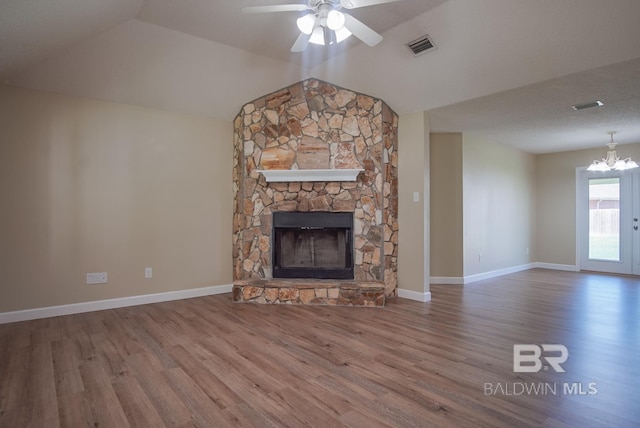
[272,212,354,279]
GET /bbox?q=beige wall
[5,82,635,312]
[430,133,463,278]
[397,112,429,295]
[0,85,232,312]
[462,135,536,276]
[536,142,640,266]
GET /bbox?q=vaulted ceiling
[2,0,640,153]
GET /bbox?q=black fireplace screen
[272,212,354,279]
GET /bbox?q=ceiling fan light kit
[297,8,351,46]
[310,26,327,45]
[334,26,352,43]
[327,9,346,30]
[587,132,639,172]
[296,14,316,34]
[243,0,399,52]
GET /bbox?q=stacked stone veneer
[232,78,399,300]
[233,280,386,307]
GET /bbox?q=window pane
[588,178,620,261]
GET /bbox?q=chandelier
[587,132,638,171]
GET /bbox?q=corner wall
[0,85,233,313]
[397,112,430,300]
[430,133,463,278]
[462,135,536,277]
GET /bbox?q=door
[634,171,640,275]
[577,168,639,275]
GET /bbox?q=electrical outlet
[86,272,107,284]
[145,267,153,279]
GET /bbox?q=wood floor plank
[1,342,61,428]
[0,344,30,423]
[340,408,396,428]
[223,401,288,428]
[197,336,290,394]
[111,376,167,428]
[77,359,130,427]
[55,391,102,428]
[163,366,240,428]
[1,269,639,427]
[165,343,243,411]
[267,387,349,428]
[124,353,193,426]
[52,339,85,396]
[29,340,60,428]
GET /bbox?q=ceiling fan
[242,0,402,52]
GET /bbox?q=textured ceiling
[429,57,640,154]
[2,0,640,154]
[137,0,447,67]
[0,0,144,75]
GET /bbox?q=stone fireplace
[232,78,398,306]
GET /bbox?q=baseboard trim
[0,283,233,324]
[0,262,579,323]
[430,276,464,285]
[397,289,432,302]
[463,263,536,285]
[533,262,578,272]
[430,263,579,286]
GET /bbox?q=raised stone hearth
[232,78,398,306]
[233,279,385,307]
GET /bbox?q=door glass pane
[588,178,620,261]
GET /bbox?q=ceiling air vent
[571,100,603,111]
[407,34,436,56]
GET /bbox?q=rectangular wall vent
[407,34,436,56]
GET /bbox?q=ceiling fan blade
[343,13,383,46]
[291,32,311,52]
[242,4,309,14]
[340,0,402,9]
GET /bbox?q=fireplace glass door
[272,212,354,279]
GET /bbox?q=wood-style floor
[1,269,639,427]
